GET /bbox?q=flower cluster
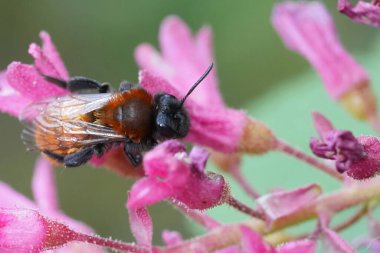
[1,0,380,252]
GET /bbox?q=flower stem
[158,179,380,252]
[226,196,265,220]
[75,233,149,253]
[230,167,260,199]
[275,139,343,181]
[171,201,220,230]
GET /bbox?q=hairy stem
[226,196,265,220]
[172,201,220,230]
[275,139,343,181]
[75,233,149,253]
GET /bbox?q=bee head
[152,63,213,142]
[153,93,189,142]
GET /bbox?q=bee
[21,64,213,167]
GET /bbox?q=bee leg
[42,150,64,163]
[119,81,140,92]
[123,143,143,166]
[38,71,110,93]
[63,147,94,167]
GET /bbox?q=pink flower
[0,157,106,253]
[256,184,322,228]
[135,16,276,154]
[339,0,380,27]
[127,140,229,210]
[272,1,377,120]
[310,112,380,179]
[0,31,144,176]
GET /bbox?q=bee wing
[20,93,114,121]
[21,93,127,152]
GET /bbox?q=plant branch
[275,139,343,181]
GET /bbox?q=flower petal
[0,71,32,116]
[6,62,67,101]
[128,206,153,247]
[32,157,59,212]
[39,31,69,80]
[240,225,276,253]
[257,184,322,228]
[127,178,172,209]
[272,1,369,100]
[312,112,335,141]
[339,0,380,27]
[0,208,47,253]
[136,16,223,107]
[0,182,36,209]
[189,146,209,173]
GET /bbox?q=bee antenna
[179,63,214,108]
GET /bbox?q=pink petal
[162,230,183,246]
[240,225,276,253]
[277,239,316,253]
[127,178,172,209]
[136,16,223,107]
[0,208,47,253]
[339,0,380,27]
[312,112,335,141]
[139,71,247,152]
[128,206,153,247]
[189,146,209,173]
[174,171,227,210]
[272,2,369,100]
[0,70,32,116]
[257,184,322,227]
[39,31,69,80]
[143,140,188,180]
[32,157,59,212]
[6,62,67,101]
[0,182,36,209]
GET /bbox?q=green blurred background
[0,0,379,251]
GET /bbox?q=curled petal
[339,0,380,27]
[257,184,322,228]
[272,1,369,100]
